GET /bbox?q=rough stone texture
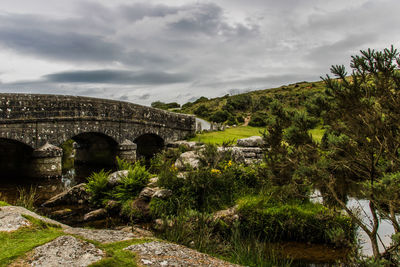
[117,139,137,163]
[83,208,107,221]
[139,187,158,199]
[0,206,69,229]
[107,170,129,186]
[125,241,241,267]
[0,93,196,149]
[29,235,104,267]
[42,183,89,207]
[0,211,31,232]
[237,136,264,147]
[167,141,198,149]
[175,151,201,170]
[217,146,263,164]
[64,228,136,243]
[153,189,172,199]
[148,177,159,187]
[213,206,239,225]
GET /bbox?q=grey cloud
[138,93,150,100]
[119,3,180,21]
[0,27,120,63]
[43,69,191,85]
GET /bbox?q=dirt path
[243,115,251,126]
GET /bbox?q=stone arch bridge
[0,94,195,178]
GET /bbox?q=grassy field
[189,126,265,145]
[189,125,325,145]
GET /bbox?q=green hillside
[178,80,326,126]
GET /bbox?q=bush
[114,162,150,202]
[210,110,230,123]
[237,195,354,245]
[194,105,210,118]
[227,94,252,111]
[86,169,111,206]
[249,111,268,127]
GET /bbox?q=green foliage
[61,139,75,171]
[189,126,264,145]
[194,104,210,118]
[114,162,150,202]
[15,186,38,211]
[0,219,62,266]
[86,169,111,206]
[237,195,354,245]
[90,239,146,267]
[248,111,268,127]
[227,94,253,111]
[116,156,132,171]
[210,110,230,123]
[319,46,400,258]
[151,101,180,110]
[0,201,9,206]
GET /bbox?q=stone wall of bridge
[0,93,196,178]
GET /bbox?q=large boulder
[237,136,264,147]
[42,183,89,207]
[29,235,104,266]
[107,170,129,186]
[175,151,201,170]
[83,208,107,222]
[168,140,198,150]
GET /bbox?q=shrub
[114,162,150,202]
[227,94,252,111]
[86,169,111,206]
[210,110,230,123]
[249,111,268,127]
[237,195,354,245]
[194,105,210,118]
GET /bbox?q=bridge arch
[0,138,34,178]
[134,133,164,160]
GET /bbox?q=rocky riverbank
[0,204,241,266]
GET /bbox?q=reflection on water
[311,190,396,257]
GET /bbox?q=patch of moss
[0,201,9,206]
[89,239,151,267]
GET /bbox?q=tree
[320,46,400,259]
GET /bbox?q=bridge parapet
[0,93,196,178]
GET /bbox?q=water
[311,190,397,257]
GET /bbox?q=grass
[0,201,9,206]
[189,126,265,145]
[189,125,325,145]
[0,216,63,266]
[309,126,325,143]
[88,239,149,267]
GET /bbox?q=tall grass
[156,210,292,267]
[15,186,38,211]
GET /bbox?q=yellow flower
[211,168,221,174]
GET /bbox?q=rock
[153,189,172,199]
[29,235,104,266]
[175,151,201,170]
[125,241,240,267]
[237,136,264,147]
[64,228,136,243]
[148,176,159,187]
[50,208,73,219]
[218,147,245,163]
[139,187,158,199]
[119,226,154,238]
[0,211,31,232]
[107,170,129,186]
[167,140,198,149]
[83,208,107,221]
[213,206,239,225]
[0,206,69,229]
[129,198,150,218]
[42,183,89,207]
[104,200,120,212]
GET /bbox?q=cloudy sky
[0,0,398,105]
